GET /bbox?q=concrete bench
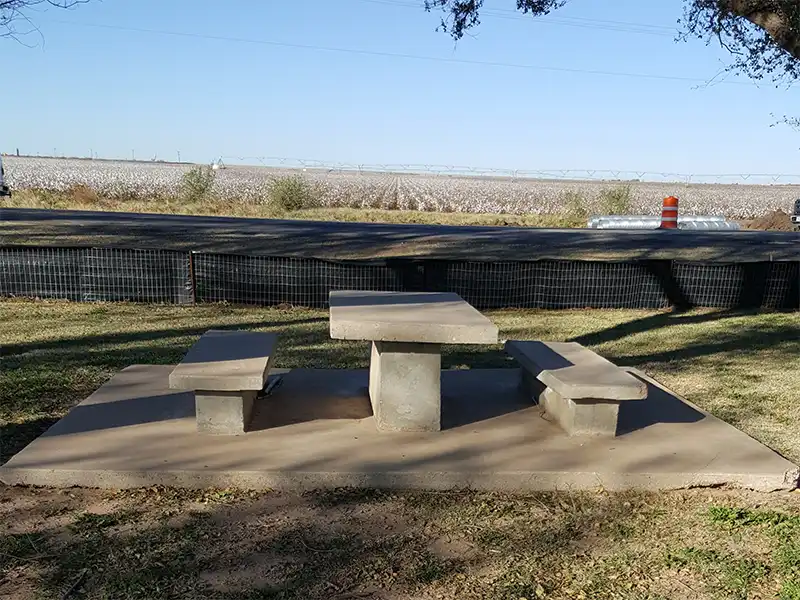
[504,340,646,436]
[169,330,277,435]
[330,290,498,432]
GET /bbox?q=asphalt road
[1,208,798,262]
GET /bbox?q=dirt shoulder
[2,485,799,600]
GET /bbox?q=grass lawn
[1,300,799,599]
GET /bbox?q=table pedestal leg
[369,341,441,432]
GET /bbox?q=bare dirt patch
[743,209,796,231]
[1,485,799,599]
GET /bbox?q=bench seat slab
[169,330,277,393]
[505,340,646,401]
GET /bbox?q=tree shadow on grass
[607,317,799,367]
[500,308,799,369]
[569,308,739,348]
[0,487,672,600]
[1,316,327,357]
[1,417,59,465]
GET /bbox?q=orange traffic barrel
[660,196,679,229]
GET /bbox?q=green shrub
[563,190,588,220]
[181,165,216,202]
[268,175,318,211]
[598,185,632,215]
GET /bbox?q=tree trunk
[723,0,800,60]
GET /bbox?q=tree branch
[1,0,91,40]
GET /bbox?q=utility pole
[177,150,181,163]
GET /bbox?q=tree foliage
[426,0,800,83]
[1,0,88,41]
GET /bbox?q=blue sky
[4,0,800,174]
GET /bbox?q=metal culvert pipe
[591,219,740,230]
[588,215,727,228]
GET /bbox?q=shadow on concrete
[176,329,276,369]
[0,417,59,465]
[505,341,575,371]
[26,389,195,439]
[251,370,373,431]
[616,374,704,436]
[250,368,533,432]
[440,369,532,430]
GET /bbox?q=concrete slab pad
[2,366,798,492]
[329,291,498,344]
[169,330,277,392]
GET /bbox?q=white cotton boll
[2,157,795,218]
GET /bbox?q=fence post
[793,261,800,310]
[740,262,770,309]
[188,251,197,305]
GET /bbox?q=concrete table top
[329,291,499,345]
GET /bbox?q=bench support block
[541,388,620,436]
[195,390,257,435]
[369,341,441,432]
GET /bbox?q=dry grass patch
[2,188,584,228]
[1,487,799,599]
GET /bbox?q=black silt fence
[672,260,800,310]
[0,246,193,304]
[0,245,797,310]
[191,252,798,310]
[192,254,415,306]
[420,260,671,309]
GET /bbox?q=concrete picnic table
[329,291,499,432]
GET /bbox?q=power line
[216,155,800,184]
[355,0,676,36]
[45,19,748,86]
[12,152,800,184]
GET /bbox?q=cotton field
[4,156,798,218]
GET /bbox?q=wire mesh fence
[0,245,797,310]
[672,261,800,310]
[193,254,412,307]
[421,260,671,309]
[0,246,193,304]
